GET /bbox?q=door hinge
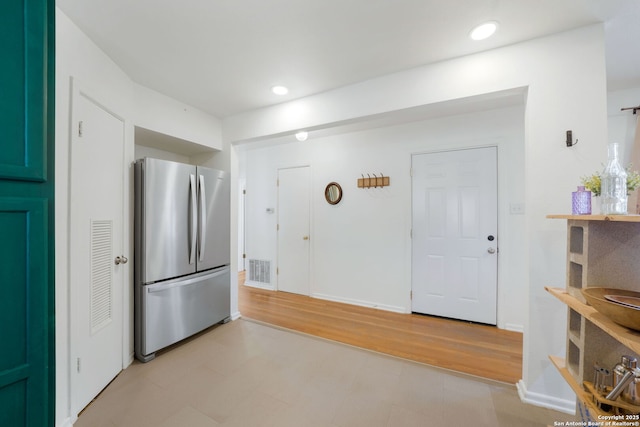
[409,167,413,177]
[78,121,84,137]
[277,179,279,186]
[410,290,413,300]
[276,267,279,275]
[410,229,412,239]
[77,357,81,373]
[243,189,246,195]
[277,224,279,231]
[242,253,246,259]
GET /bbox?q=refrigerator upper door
[197,166,230,271]
[140,158,197,283]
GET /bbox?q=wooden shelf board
[547,214,640,222]
[549,355,605,417]
[550,355,640,416]
[546,287,640,355]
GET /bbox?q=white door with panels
[411,147,498,325]
[277,166,311,295]
[70,80,126,414]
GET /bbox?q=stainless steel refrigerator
[134,157,231,362]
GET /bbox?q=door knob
[487,248,496,254]
[114,255,129,265]
[303,236,309,240]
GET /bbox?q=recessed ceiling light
[295,131,308,142]
[271,85,289,95]
[470,21,498,41]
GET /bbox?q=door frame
[239,178,246,271]
[410,145,500,324]
[68,78,129,416]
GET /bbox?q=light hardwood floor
[238,274,523,384]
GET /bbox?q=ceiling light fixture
[271,85,289,95]
[295,131,308,142]
[470,21,498,41]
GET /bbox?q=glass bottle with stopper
[600,142,627,215]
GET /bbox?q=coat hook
[566,130,578,147]
[372,173,378,188]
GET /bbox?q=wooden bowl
[582,287,640,332]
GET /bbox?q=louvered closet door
[69,80,125,415]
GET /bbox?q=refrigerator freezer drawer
[137,267,230,361]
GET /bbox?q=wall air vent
[248,259,271,285]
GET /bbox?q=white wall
[55,9,225,426]
[226,24,609,412]
[133,83,223,152]
[55,9,136,427]
[608,86,640,160]
[242,104,526,326]
[135,144,191,164]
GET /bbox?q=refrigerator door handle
[146,267,228,293]
[189,174,197,265]
[198,174,207,262]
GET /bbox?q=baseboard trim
[244,281,275,291]
[516,379,576,414]
[57,416,74,427]
[126,352,134,368]
[505,323,524,333]
[230,311,242,321]
[311,292,406,314]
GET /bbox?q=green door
[0,0,55,425]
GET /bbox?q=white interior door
[70,80,125,415]
[411,147,498,325]
[277,166,311,295]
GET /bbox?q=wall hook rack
[358,173,390,188]
[621,105,640,114]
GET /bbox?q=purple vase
[572,186,591,215]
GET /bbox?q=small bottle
[572,186,591,215]
[601,143,627,215]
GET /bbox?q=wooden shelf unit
[545,287,640,355]
[546,214,640,417]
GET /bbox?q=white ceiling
[56,0,640,119]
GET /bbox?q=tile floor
[75,319,578,427]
